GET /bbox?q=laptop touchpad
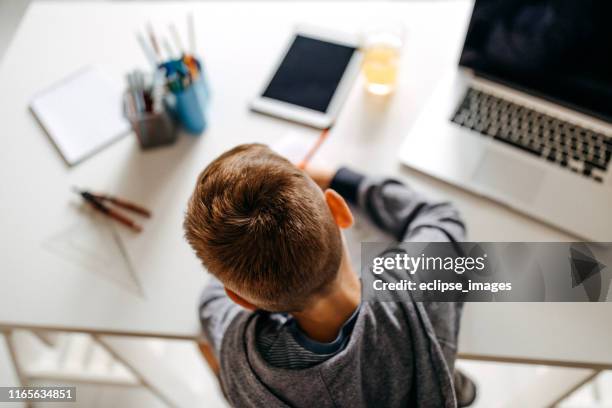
[472,150,545,204]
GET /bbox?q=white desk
[1,1,611,398]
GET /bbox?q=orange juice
[361,24,404,95]
[362,45,400,95]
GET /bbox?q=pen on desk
[299,128,330,169]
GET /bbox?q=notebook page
[30,67,129,165]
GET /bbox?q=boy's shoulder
[217,301,458,407]
[220,301,416,367]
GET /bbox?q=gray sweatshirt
[199,168,466,407]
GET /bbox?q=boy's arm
[328,167,465,242]
[329,167,465,372]
[198,276,244,363]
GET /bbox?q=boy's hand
[303,166,336,190]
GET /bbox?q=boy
[184,144,473,407]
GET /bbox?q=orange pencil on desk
[298,128,330,169]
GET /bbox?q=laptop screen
[459,0,612,123]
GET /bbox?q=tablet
[251,27,363,129]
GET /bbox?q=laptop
[398,0,612,241]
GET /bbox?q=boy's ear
[324,189,354,229]
[225,288,257,311]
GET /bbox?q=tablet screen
[262,35,357,113]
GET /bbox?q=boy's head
[184,144,345,312]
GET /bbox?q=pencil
[146,22,161,58]
[298,128,330,169]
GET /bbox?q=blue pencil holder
[167,76,209,135]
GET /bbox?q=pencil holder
[123,93,179,149]
[168,77,209,135]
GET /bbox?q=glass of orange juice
[361,23,404,95]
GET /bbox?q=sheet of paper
[30,66,129,165]
[270,131,315,165]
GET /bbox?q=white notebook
[30,67,130,166]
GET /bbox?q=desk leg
[94,335,203,408]
[1,330,29,408]
[501,368,600,408]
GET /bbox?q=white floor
[560,372,612,408]
[457,360,612,408]
[2,329,610,407]
[5,330,227,408]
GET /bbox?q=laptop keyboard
[451,87,612,183]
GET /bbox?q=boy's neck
[292,251,361,343]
